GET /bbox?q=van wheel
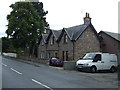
[110,66,116,73]
[90,66,97,73]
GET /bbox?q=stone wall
[46,34,59,58]
[59,32,74,61]
[74,26,100,60]
[47,34,59,51]
[99,32,120,55]
[38,38,47,59]
[38,26,100,62]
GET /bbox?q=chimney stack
[84,12,91,24]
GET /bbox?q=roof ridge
[103,31,120,35]
[66,24,84,29]
[52,29,63,41]
[101,31,120,42]
[52,30,58,40]
[73,24,89,40]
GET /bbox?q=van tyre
[110,66,116,73]
[90,66,97,73]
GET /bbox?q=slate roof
[38,23,99,44]
[45,29,63,43]
[64,24,89,40]
[38,34,48,44]
[52,30,62,40]
[99,31,120,42]
[42,34,48,43]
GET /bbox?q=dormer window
[64,34,68,43]
[41,40,44,46]
[50,36,54,45]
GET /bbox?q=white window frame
[64,34,68,43]
[50,38,53,45]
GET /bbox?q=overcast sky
[0,0,119,37]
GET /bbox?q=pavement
[1,56,119,89]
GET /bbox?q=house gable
[46,29,62,43]
[62,24,85,40]
[74,25,100,59]
[38,34,48,45]
[58,30,74,61]
[46,30,59,51]
[99,31,120,43]
[75,23,100,41]
[98,31,120,54]
[38,34,48,59]
[57,29,71,43]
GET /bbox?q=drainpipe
[45,44,47,59]
[58,42,59,58]
[73,41,75,61]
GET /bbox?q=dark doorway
[62,51,64,61]
[66,51,68,61]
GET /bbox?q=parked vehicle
[76,52,118,73]
[49,57,63,67]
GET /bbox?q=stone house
[38,13,100,61]
[58,29,74,61]
[98,31,120,66]
[38,34,48,59]
[99,31,120,54]
[46,29,62,59]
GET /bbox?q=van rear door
[102,54,114,70]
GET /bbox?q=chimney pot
[84,12,91,24]
[88,13,89,18]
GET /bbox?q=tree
[6,1,48,56]
[2,37,15,53]
[32,2,49,27]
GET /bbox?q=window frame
[64,34,68,43]
[41,40,44,46]
[93,54,101,62]
[50,36,55,45]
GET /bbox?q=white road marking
[31,79,53,90]
[2,63,7,67]
[10,68,22,75]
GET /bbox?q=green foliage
[6,1,48,55]
[2,37,15,53]
[32,2,49,27]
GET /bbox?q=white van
[76,52,118,73]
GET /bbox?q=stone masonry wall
[38,39,47,59]
[46,34,59,51]
[100,32,120,55]
[46,34,59,58]
[74,26,100,60]
[59,32,74,61]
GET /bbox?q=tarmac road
[1,57,119,89]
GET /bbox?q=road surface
[1,57,119,89]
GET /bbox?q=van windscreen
[83,54,96,60]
